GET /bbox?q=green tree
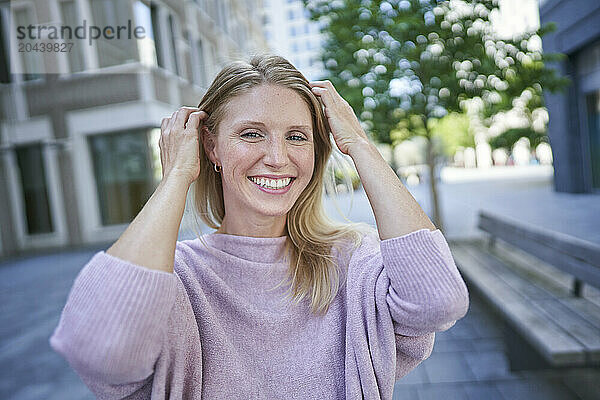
[304,0,568,232]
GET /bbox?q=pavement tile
[431,337,474,353]
[444,319,481,340]
[494,377,580,400]
[9,383,54,400]
[392,384,420,400]
[414,383,468,400]
[463,382,505,400]
[471,337,506,352]
[470,316,504,339]
[396,363,429,385]
[559,368,600,400]
[463,350,515,381]
[422,352,476,383]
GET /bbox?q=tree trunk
[425,131,444,233]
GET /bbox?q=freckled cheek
[221,145,258,185]
[289,148,315,181]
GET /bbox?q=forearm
[349,139,437,240]
[106,174,190,273]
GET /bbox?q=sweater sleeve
[343,228,470,398]
[48,250,179,398]
[381,228,470,337]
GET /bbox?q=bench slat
[530,298,600,363]
[461,244,563,300]
[479,210,600,268]
[559,297,600,331]
[478,215,600,288]
[491,241,575,295]
[451,243,586,366]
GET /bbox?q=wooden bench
[449,211,600,371]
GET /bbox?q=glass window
[15,143,53,234]
[149,3,163,67]
[289,26,295,36]
[59,0,85,73]
[13,7,44,80]
[218,1,228,34]
[0,8,10,83]
[90,0,137,67]
[88,130,156,225]
[134,1,157,67]
[168,13,179,74]
[194,38,207,86]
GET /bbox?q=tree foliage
[304,0,569,147]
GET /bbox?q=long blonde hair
[191,54,376,316]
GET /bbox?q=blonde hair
[191,53,376,316]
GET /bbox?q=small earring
[213,163,221,172]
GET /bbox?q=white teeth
[250,177,292,189]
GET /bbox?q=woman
[49,54,469,399]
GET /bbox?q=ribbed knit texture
[49,228,469,399]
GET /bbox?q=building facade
[262,0,325,81]
[539,0,600,193]
[0,0,268,258]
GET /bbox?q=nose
[263,136,289,169]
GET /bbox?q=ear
[200,125,219,165]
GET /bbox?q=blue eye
[289,135,307,141]
[241,131,262,138]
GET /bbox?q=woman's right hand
[159,107,209,186]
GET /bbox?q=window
[88,130,156,225]
[287,9,294,20]
[289,26,296,36]
[167,13,179,74]
[193,38,207,86]
[134,1,157,66]
[13,7,43,80]
[217,1,228,34]
[59,0,85,73]
[149,3,163,68]
[15,143,53,234]
[1,6,10,83]
[90,0,137,67]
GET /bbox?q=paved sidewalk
[393,287,599,400]
[319,165,600,245]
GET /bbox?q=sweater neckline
[202,232,290,264]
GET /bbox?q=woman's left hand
[309,80,370,156]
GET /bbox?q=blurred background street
[1,0,599,398]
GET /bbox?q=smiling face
[204,84,315,235]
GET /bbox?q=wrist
[161,171,193,191]
[347,137,375,159]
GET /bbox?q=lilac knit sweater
[49,228,469,399]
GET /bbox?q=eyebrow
[233,120,312,134]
